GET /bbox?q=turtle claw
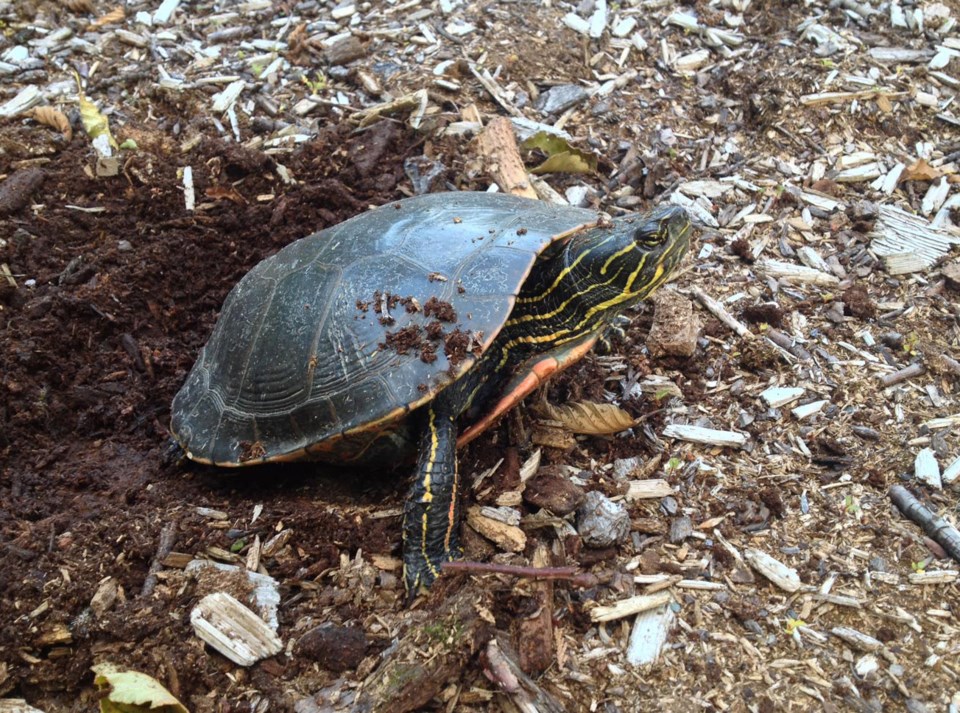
[403,547,461,598]
[595,316,632,355]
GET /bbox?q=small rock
[668,516,693,544]
[324,36,369,66]
[565,185,595,208]
[576,491,629,548]
[659,496,678,516]
[296,623,368,672]
[534,84,589,115]
[647,290,700,358]
[611,457,641,479]
[524,467,586,515]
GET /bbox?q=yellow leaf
[522,131,598,175]
[74,72,118,149]
[26,106,73,141]
[530,151,595,175]
[537,400,636,435]
[92,663,189,713]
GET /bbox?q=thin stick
[141,520,178,597]
[441,560,598,587]
[689,286,753,339]
[880,363,925,387]
[889,486,960,564]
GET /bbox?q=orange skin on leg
[457,334,599,447]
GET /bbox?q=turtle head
[620,204,691,298]
[564,204,691,315]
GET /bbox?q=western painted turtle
[170,192,691,593]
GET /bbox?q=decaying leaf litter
[1,0,959,709]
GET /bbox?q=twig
[468,65,523,118]
[440,560,598,587]
[141,520,178,597]
[937,354,960,376]
[689,286,753,339]
[889,485,960,564]
[880,363,925,387]
[765,329,813,361]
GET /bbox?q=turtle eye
[633,221,669,248]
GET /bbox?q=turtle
[170,192,691,594]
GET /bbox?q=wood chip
[466,506,526,552]
[590,591,673,623]
[744,548,801,592]
[662,424,747,448]
[190,592,282,666]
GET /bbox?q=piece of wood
[590,591,673,623]
[190,592,282,666]
[626,599,674,665]
[744,548,801,592]
[481,637,566,712]
[869,205,960,275]
[474,117,538,199]
[689,286,753,339]
[880,363,926,386]
[516,544,554,675]
[662,424,746,448]
[141,520,177,597]
[625,479,673,501]
[889,485,960,564]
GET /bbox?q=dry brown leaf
[205,185,248,205]
[902,158,942,183]
[538,401,636,435]
[88,5,125,29]
[26,106,73,141]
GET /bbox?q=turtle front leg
[402,401,464,595]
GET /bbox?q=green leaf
[92,663,189,713]
[230,538,246,553]
[119,138,138,150]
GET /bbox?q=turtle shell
[170,192,599,466]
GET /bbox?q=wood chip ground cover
[1,0,959,711]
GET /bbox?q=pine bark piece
[516,544,555,675]
[744,548,801,592]
[342,587,488,713]
[190,592,283,666]
[474,117,538,199]
[467,506,527,552]
[889,485,960,564]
